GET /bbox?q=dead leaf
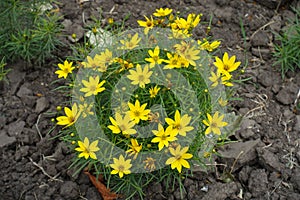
[84,168,121,200]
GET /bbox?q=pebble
[60,181,79,199]
[0,130,16,148]
[248,169,268,198]
[35,97,49,113]
[8,120,25,136]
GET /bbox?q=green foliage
[0,0,63,66]
[274,7,300,77]
[0,57,10,81]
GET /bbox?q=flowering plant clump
[55,8,241,199]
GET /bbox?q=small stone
[85,187,102,200]
[0,115,7,129]
[257,70,280,87]
[254,0,289,9]
[60,181,79,198]
[251,31,269,47]
[294,115,300,131]
[202,182,238,200]
[16,83,33,98]
[8,120,25,136]
[257,148,283,172]
[7,68,26,94]
[0,130,16,148]
[251,48,272,60]
[248,169,268,197]
[15,145,30,161]
[276,88,294,105]
[270,15,282,32]
[35,97,49,113]
[291,168,300,190]
[218,139,260,172]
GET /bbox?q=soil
[1,0,300,199]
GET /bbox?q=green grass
[273,7,300,78]
[0,0,63,66]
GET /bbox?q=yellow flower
[110,155,132,178]
[218,98,228,107]
[108,113,137,135]
[75,137,100,160]
[127,100,150,124]
[171,29,190,39]
[56,103,80,127]
[115,58,134,72]
[145,46,164,68]
[127,64,153,88]
[137,15,154,34]
[209,71,220,87]
[126,139,142,159]
[214,52,241,78]
[79,103,94,118]
[149,85,160,98]
[179,45,200,67]
[163,53,181,69]
[166,145,193,173]
[97,49,114,66]
[151,123,177,151]
[198,39,221,52]
[81,55,102,70]
[55,60,75,79]
[165,110,194,136]
[153,8,173,17]
[174,13,201,31]
[120,33,141,50]
[80,76,106,97]
[202,111,228,135]
[143,157,156,171]
[221,73,233,87]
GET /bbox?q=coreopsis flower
[81,55,102,70]
[80,75,106,97]
[149,85,160,98]
[120,33,141,50]
[198,39,221,52]
[97,49,114,66]
[126,139,142,159]
[127,100,150,124]
[209,71,233,87]
[56,103,80,127]
[75,137,100,160]
[151,123,177,151]
[78,103,94,118]
[166,145,193,173]
[163,53,181,69]
[153,8,173,17]
[55,60,75,79]
[202,111,228,135]
[137,15,154,34]
[179,45,200,67]
[218,98,228,107]
[127,64,153,88]
[108,113,137,135]
[115,58,134,72]
[145,46,164,68]
[143,157,156,171]
[165,110,194,136]
[110,155,132,178]
[214,52,241,78]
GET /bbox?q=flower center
[146,21,153,27]
[119,165,125,171]
[211,122,218,129]
[224,64,229,71]
[138,75,145,81]
[134,110,141,117]
[119,124,126,131]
